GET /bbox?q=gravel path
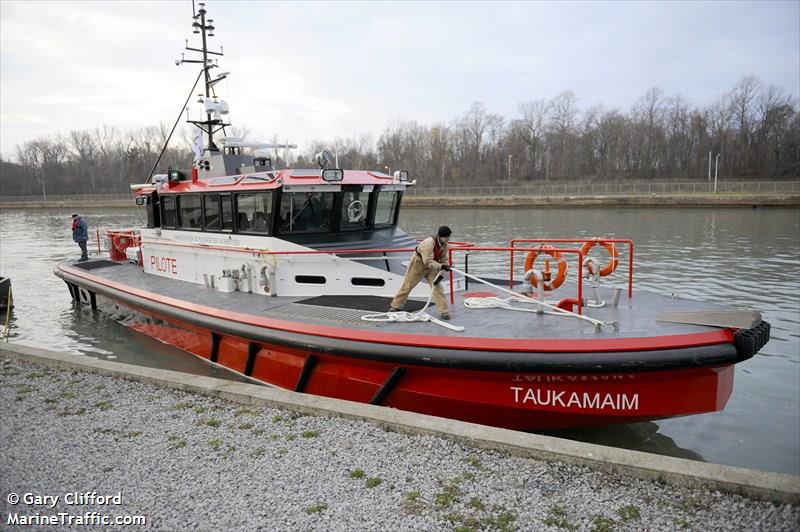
[1,357,797,532]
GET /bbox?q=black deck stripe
[294,354,317,392]
[210,332,221,363]
[244,342,260,376]
[370,367,406,405]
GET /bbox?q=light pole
[439,128,445,192]
[39,167,46,201]
[714,154,720,193]
[707,151,712,182]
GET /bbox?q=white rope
[452,268,616,331]
[464,295,571,317]
[361,273,465,332]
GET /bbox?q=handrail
[140,239,418,258]
[416,238,476,248]
[448,246,585,314]
[510,238,634,299]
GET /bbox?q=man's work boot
[440,313,451,321]
[388,307,402,312]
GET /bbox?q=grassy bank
[1,192,798,210]
[403,193,800,208]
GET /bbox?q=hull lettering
[511,387,639,411]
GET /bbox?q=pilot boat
[54,2,769,430]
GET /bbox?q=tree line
[1,76,797,197]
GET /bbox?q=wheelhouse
[137,169,409,240]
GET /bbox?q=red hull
[123,303,734,431]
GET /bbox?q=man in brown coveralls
[389,225,452,320]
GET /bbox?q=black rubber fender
[733,321,770,362]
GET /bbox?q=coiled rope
[453,268,615,331]
[463,295,565,315]
[360,268,617,333]
[361,273,465,332]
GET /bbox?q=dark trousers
[77,240,88,260]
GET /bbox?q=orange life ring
[523,246,568,291]
[580,239,619,277]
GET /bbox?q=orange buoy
[523,246,568,291]
[580,239,619,277]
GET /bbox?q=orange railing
[132,237,633,316]
[448,246,586,314]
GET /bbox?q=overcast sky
[1,0,798,159]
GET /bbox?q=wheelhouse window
[203,194,221,230]
[374,190,400,227]
[220,194,233,231]
[203,194,233,231]
[177,195,203,230]
[278,192,334,233]
[161,195,177,228]
[235,192,272,234]
[340,190,370,231]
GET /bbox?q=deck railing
[404,180,800,197]
[448,245,587,314]
[101,233,638,316]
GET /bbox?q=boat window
[161,195,177,228]
[278,192,334,233]
[241,173,276,183]
[178,194,203,230]
[208,176,239,186]
[220,193,234,231]
[340,191,370,231]
[374,190,400,226]
[351,277,385,287]
[295,275,326,284]
[235,192,273,234]
[203,194,221,230]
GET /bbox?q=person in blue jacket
[71,213,89,262]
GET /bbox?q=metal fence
[404,180,800,197]
[0,193,133,203]
[1,180,798,203]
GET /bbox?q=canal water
[1,205,798,475]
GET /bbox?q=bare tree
[2,76,798,198]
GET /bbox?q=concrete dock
[1,343,798,531]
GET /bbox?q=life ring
[523,246,568,291]
[580,239,619,277]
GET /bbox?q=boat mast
[145,1,227,182]
[180,1,227,153]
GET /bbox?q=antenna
[147,1,227,182]
[175,1,228,153]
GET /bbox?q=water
[1,206,798,475]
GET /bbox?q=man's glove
[440,264,451,272]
